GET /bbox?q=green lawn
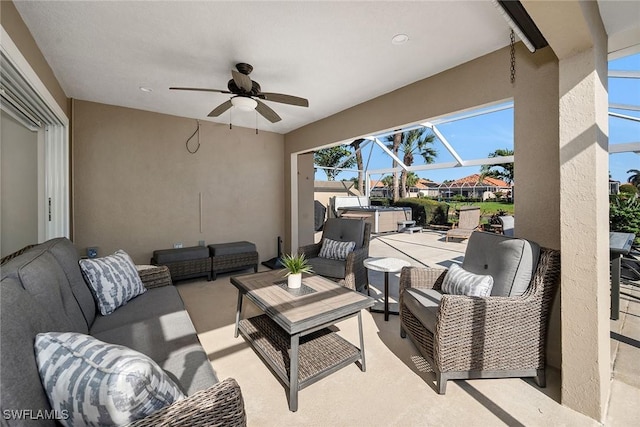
[446,200,514,224]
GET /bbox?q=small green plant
[280,253,313,276]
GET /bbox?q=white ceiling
[12,1,639,134]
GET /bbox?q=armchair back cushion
[322,218,366,248]
[462,231,540,297]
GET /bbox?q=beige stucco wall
[1,1,69,117]
[72,100,285,264]
[0,111,39,256]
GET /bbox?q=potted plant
[280,253,313,289]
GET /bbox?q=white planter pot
[288,273,302,289]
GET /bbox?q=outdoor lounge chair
[299,218,371,292]
[445,206,480,242]
[399,231,560,394]
[498,215,515,237]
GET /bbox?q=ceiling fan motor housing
[227,79,261,96]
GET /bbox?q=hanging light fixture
[230,96,257,112]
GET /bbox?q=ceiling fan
[170,63,309,123]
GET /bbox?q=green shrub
[393,198,450,225]
[619,183,638,195]
[370,197,390,207]
[610,195,640,244]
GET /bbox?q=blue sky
[316,53,639,185]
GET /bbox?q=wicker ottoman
[208,241,259,280]
[151,246,211,282]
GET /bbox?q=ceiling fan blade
[207,100,233,117]
[259,92,309,107]
[255,99,282,123]
[231,70,253,93]
[170,87,231,93]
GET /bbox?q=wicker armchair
[299,218,371,292]
[399,232,560,394]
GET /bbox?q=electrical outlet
[173,242,183,249]
[198,240,205,247]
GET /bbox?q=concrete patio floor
[177,230,639,426]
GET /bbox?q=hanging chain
[510,29,516,84]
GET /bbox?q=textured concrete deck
[178,229,639,426]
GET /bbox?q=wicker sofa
[299,218,371,292]
[1,238,246,426]
[399,231,560,394]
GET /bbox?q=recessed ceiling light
[139,86,153,93]
[391,34,409,45]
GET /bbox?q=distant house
[440,174,511,200]
[609,179,620,195]
[409,178,440,198]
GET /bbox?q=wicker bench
[209,241,259,280]
[151,246,211,282]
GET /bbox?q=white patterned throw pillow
[319,238,356,260]
[35,332,185,427]
[79,249,146,315]
[441,263,494,297]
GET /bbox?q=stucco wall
[72,100,285,264]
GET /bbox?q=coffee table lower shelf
[238,314,361,409]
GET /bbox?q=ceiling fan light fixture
[231,96,257,111]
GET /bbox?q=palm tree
[398,130,437,197]
[387,129,437,198]
[314,146,356,181]
[628,169,640,190]
[387,132,402,201]
[402,171,421,196]
[350,139,366,194]
[480,148,515,184]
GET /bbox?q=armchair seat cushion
[403,288,443,333]
[307,257,346,279]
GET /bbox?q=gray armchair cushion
[462,232,540,297]
[307,257,346,279]
[403,288,443,333]
[322,218,366,249]
[153,246,209,263]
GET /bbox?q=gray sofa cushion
[208,241,256,256]
[89,285,185,334]
[45,238,97,325]
[1,278,57,427]
[462,232,540,297]
[307,256,346,279]
[322,218,366,249]
[89,284,217,395]
[11,250,88,333]
[152,246,209,263]
[403,288,442,333]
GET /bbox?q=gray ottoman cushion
[462,231,540,297]
[208,241,256,256]
[403,288,442,333]
[153,246,209,263]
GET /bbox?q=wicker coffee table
[230,270,374,411]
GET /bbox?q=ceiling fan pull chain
[510,29,516,84]
[256,110,259,134]
[230,108,233,130]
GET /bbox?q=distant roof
[445,174,510,188]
